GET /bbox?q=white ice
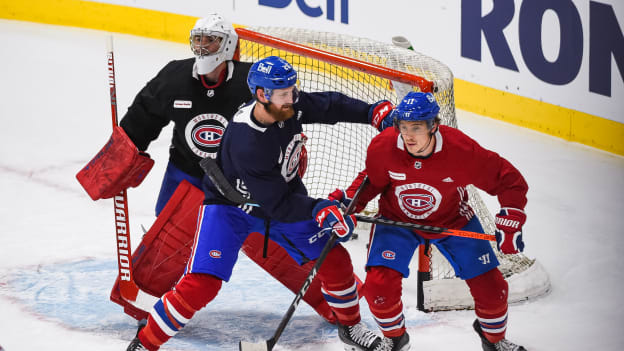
[1,19,623,351]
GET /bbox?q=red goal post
[234,26,550,312]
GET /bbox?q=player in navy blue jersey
[126,56,394,351]
[79,14,358,332]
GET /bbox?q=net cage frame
[235,26,550,311]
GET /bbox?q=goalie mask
[247,56,299,103]
[190,14,238,75]
[392,91,440,130]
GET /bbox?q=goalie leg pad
[110,179,204,319]
[111,180,339,324]
[467,268,509,343]
[76,126,154,200]
[364,266,406,337]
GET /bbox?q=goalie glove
[76,126,154,200]
[368,100,394,131]
[312,199,357,242]
[494,208,526,254]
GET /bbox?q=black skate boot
[126,337,148,351]
[338,321,383,351]
[372,332,411,351]
[473,319,527,351]
[126,320,148,351]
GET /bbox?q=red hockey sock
[317,244,361,325]
[467,268,509,344]
[138,273,222,350]
[364,266,405,337]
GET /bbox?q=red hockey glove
[328,189,352,211]
[494,208,526,254]
[312,199,357,242]
[369,100,394,131]
[76,126,154,200]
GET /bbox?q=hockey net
[236,27,550,311]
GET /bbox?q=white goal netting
[236,26,550,311]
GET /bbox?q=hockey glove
[328,189,352,211]
[312,199,357,242]
[494,208,526,254]
[369,100,394,131]
[76,126,154,200]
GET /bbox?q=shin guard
[138,273,222,350]
[364,266,406,337]
[317,244,361,325]
[467,268,509,344]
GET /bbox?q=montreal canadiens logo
[209,250,222,259]
[185,113,228,158]
[395,183,442,220]
[401,194,435,212]
[280,133,305,182]
[382,250,396,260]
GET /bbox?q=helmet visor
[190,29,227,56]
[269,85,300,105]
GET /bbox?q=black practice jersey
[203,91,374,222]
[120,59,253,178]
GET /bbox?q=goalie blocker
[110,179,355,324]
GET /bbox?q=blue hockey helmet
[392,91,440,129]
[247,56,298,101]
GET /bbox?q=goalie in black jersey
[126,56,395,351]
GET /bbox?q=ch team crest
[395,182,442,220]
[280,133,305,182]
[185,113,228,158]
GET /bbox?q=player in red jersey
[331,92,529,351]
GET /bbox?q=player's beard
[264,102,295,122]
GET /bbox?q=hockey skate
[126,337,148,351]
[338,321,383,351]
[371,332,410,351]
[473,319,527,351]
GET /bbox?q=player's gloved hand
[328,189,352,211]
[369,100,394,131]
[312,199,357,242]
[494,208,526,254]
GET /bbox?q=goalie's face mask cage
[190,14,238,75]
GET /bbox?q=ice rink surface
[1,19,623,350]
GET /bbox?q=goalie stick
[239,176,371,351]
[107,36,158,311]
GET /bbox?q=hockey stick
[239,177,371,351]
[107,36,158,310]
[353,215,495,241]
[199,157,259,207]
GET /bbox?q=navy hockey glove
[369,100,394,131]
[494,208,526,254]
[312,199,357,242]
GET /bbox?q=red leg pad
[111,180,340,324]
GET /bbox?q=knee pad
[318,244,354,287]
[174,273,223,311]
[364,266,403,312]
[466,268,508,316]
